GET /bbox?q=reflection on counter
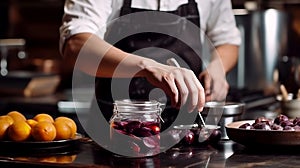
[12,154,77,164]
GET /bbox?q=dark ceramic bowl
[226,120,300,147]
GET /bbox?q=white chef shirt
[59,0,241,53]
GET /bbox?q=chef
[59,0,241,130]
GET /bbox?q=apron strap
[121,0,132,15]
[188,0,198,15]
[123,0,131,8]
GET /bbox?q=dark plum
[294,125,300,131]
[271,124,283,130]
[253,122,271,130]
[125,121,142,133]
[132,127,152,137]
[184,130,195,145]
[149,125,160,135]
[255,117,272,125]
[274,114,289,125]
[283,126,295,131]
[141,121,157,127]
[239,123,250,128]
[112,121,127,130]
[111,120,160,157]
[141,122,160,135]
[239,123,254,130]
[207,129,222,144]
[293,117,300,126]
[150,125,160,135]
[240,115,300,131]
[280,120,294,127]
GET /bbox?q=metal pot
[281,99,300,118]
[201,102,245,140]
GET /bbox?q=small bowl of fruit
[169,124,221,146]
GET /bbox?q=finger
[203,74,212,95]
[184,79,197,112]
[190,74,205,112]
[163,73,180,108]
[173,73,189,108]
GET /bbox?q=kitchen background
[0,0,300,98]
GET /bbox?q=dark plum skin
[293,117,300,126]
[284,126,295,131]
[111,120,161,156]
[280,120,294,127]
[132,127,153,137]
[240,114,300,131]
[125,121,142,133]
[274,114,289,125]
[294,125,300,131]
[112,121,160,137]
[207,129,222,143]
[271,124,283,130]
[253,122,271,130]
[239,123,254,130]
[180,127,222,146]
[255,117,273,126]
[184,130,195,145]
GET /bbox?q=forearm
[212,44,239,74]
[200,44,239,101]
[62,33,157,78]
[62,33,206,111]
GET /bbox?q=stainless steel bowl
[201,101,245,139]
[281,99,300,118]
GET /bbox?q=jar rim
[114,99,162,106]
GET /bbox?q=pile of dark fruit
[239,114,300,131]
[112,120,160,137]
[179,127,222,146]
[110,120,162,157]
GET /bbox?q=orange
[14,157,30,162]
[54,120,73,140]
[0,120,11,140]
[33,113,54,123]
[56,155,76,163]
[26,119,38,128]
[31,121,56,141]
[55,117,77,138]
[38,156,57,163]
[7,111,26,122]
[0,115,14,125]
[7,121,31,142]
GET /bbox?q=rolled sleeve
[205,0,241,47]
[59,0,112,54]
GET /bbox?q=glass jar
[110,99,162,157]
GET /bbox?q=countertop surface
[1,91,299,168]
[1,138,300,168]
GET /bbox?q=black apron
[94,0,202,130]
